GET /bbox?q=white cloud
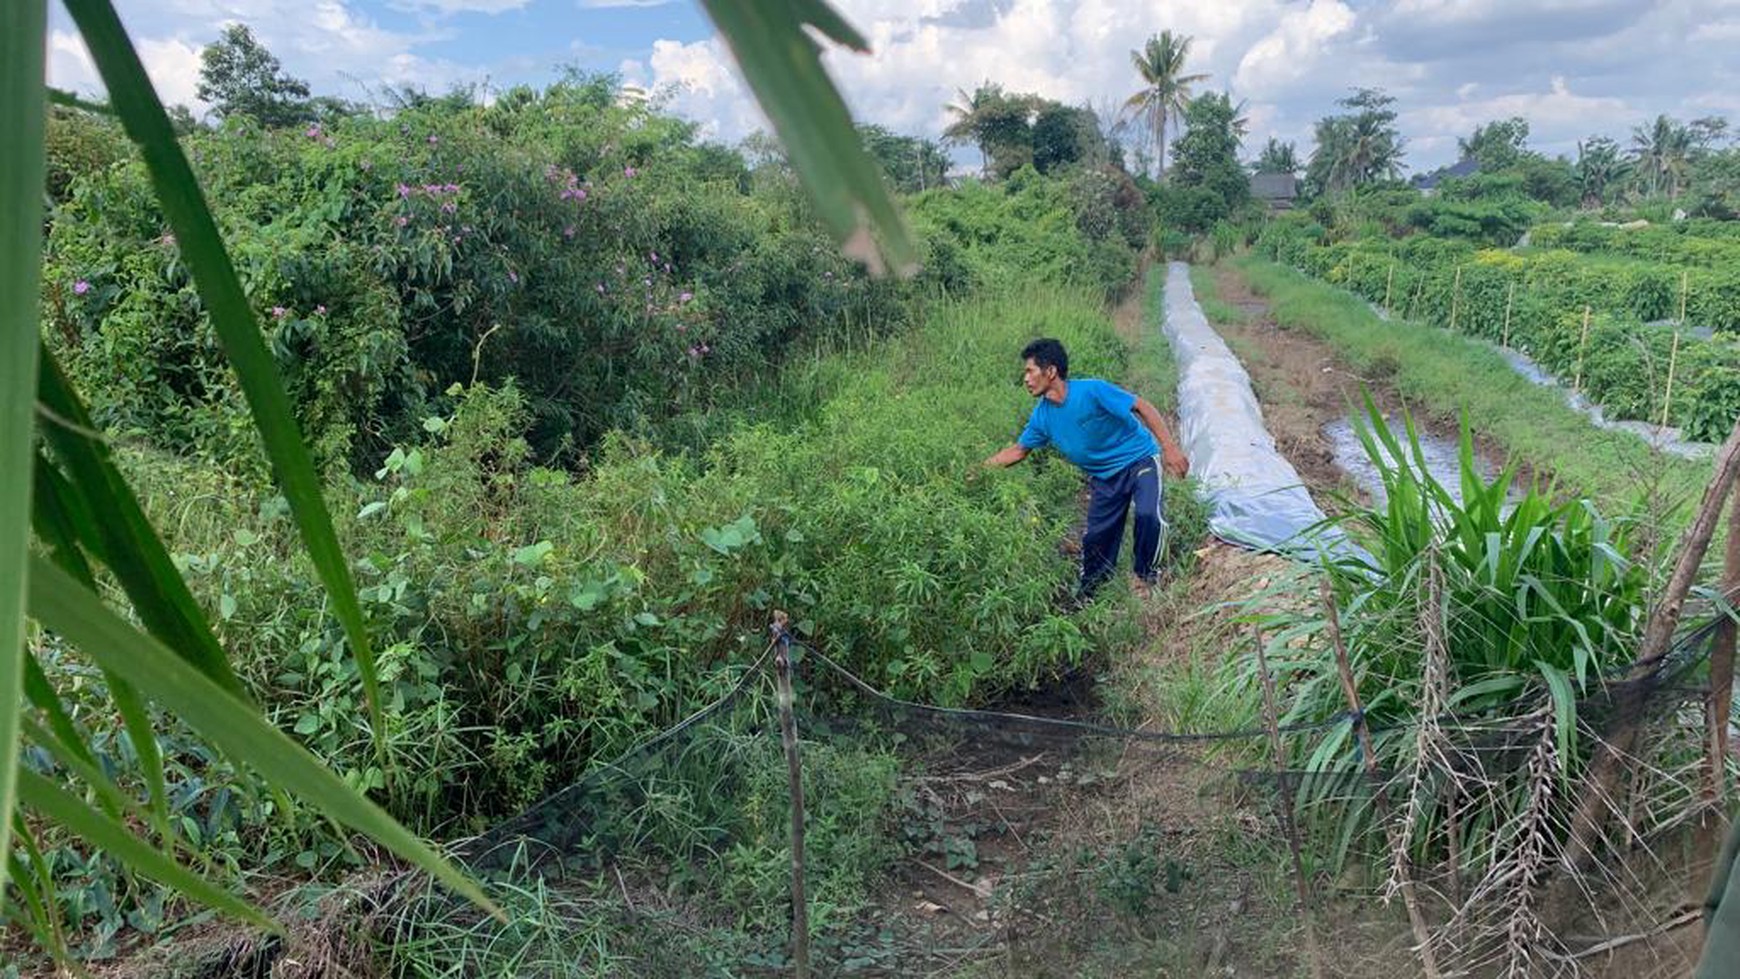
[1233,0,1357,98]
[580,0,676,7]
[47,29,205,110]
[391,0,532,12]
[137,37,205,109]
[47,30,99,96]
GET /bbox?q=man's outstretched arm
[983,445,1030,468]
[1133,397,1190,478]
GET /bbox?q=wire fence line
[467,607,1724,866]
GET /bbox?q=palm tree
[1574,136,1628,208]
[1123,30,1208,180]
[943,83,996,176]
[1254,137,1299,175]
[1631,114,1693,199]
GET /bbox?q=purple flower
[427,134,439,145]
[73,279,90,295]
[315,304,328,315]
[441,201,457,214]
[596,282,606,294]
[687,346,699,358]
[650,251,659,263]
[306,125,322,139]
[508,270,519,284]
[700,343,710,355]
[624,166,637,178]
[576,188,587,200]
[396,215,409,227]
[564,225,577,238]
[679,291,692,303]
[443,183,460,194]
[271,306,287,319]
[396,183,412,198]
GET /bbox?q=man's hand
[983,445,1030,469]
[1163,449,1190,479]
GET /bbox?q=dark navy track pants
[1081,454,1167,595]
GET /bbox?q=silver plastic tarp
[1162,262,1365,566]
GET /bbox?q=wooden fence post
[1574,306,1592,393]
[1709,483,1740,812]
[1252,623,1325,978]
[1320,581,1442,979]
[1682,268,1691,326]
[1449,265,1463,333]
[1663,329,1682,429]
[1502,280,1515,349]
[1384,263,1395,316]
[771,612,810,979]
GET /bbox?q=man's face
[1022,358,1055,397]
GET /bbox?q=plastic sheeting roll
[1162,263,1364,566]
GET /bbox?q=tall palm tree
[1631,114,1693,199]
[1574,136,1628,208]
[943,83,995,176]
[1123,30,1208,180]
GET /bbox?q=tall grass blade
[700,0,917,275]
[26,557,501,920]
[0,0,49,894]
[60,0,384,740]
[37,351,241,694]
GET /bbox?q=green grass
[1225,257,1709,516]
[1187,264,1251,328]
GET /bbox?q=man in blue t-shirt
[983,338,1189,599]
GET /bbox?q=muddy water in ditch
[1323,414,1518,510]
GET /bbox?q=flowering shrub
[42,77,922,470]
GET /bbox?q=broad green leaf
[699,0,917,276]
[0,0,49,893]
[61,0,384,746]
[15,768,275,932]
[26,557,499,919]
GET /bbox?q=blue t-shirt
[1018,378,1158,479]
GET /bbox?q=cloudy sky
[46,0,1740,172]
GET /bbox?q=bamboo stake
[1708,480,1740,810]
[1449,265,1462,333]
[1574,306,1592,393]
[1251,624,1323,978]
[1320,580,1443,979]
[1384,263,1395,316]
[771,612,810,979]
[1569,414,1740,866]
[1662,329,1682,429]
[1502,280,1515,349]
[1681,268,1691,326]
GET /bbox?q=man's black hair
[1022,338,1068,379]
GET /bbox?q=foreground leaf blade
[700,0,917,275]
[0,0,50,893]
[60,0,384,743]
[26,557,499,919]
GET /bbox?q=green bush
[909,168,1138,299]
[42,78,924,471]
